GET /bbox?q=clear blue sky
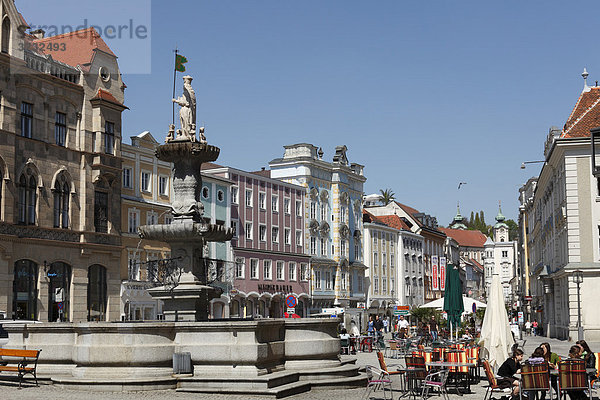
[17,0,600,227]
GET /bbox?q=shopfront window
[87,264,107,321]
[12,260,38,320]
[47,262,71,322]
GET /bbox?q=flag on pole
[175,54,188,72]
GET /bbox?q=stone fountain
[139,75,232,321]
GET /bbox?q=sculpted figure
[172,75,197,142]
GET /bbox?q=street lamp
[573,270,584,341]
[521,160,545,169]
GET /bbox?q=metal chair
[340,337,350,355]
[363,365,394,400]
[421,368,450,400]
[385,340,399,359]
[520,362,553,400]
[482,359,513,400]
[557,359,592,400]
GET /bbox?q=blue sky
[17,0,600,227]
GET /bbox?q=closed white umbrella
[421,296,486,311]
[478,274,514,371]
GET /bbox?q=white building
[519,71,600,340]
[483,207,518,303]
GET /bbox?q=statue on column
[168,75,206,143]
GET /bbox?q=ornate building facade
[0,0,126,321]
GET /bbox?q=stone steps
[176,380,311,398]
[308,373,368,389]
[296,362,361,381]
[177,370,300,390]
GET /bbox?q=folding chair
[340,338,350,355]
[385,340,399,359]
[445,349,470,393]
[405,355,427,399]
[363,365,394,400]
[557,359,591,400]
[421,368,450,400]
[520,362,552,400]
[482,359,513,400]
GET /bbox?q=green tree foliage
[506,219,519,241]
[465,210,492,237]
[410,307,439,323]
[379,188,396,205]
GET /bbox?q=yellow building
[120,131,172,321]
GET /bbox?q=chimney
[261,167,265,171]
[30,29,45,39]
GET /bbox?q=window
[21,102,33,138]
[331,269,336,290]
[373,252,378,267]
[259,192,266,209]
[272,195,279,212]
[18,172,36,225]
[159,176,168,196]
[315,269,322,289]
[355,243,360,259]
[230,221,237,237]
[217,190,224,202]
[300,263,308,281]
[358,275,363,292]
[13,260,38,320]
[310,237,316,255]
[259,225,267,241]
[502,250,508,258]
[122,168,132,189]
[341,272,346,290]
[87,265,107,321]
[231,186,239,204]
[202,186,209,199]
[141,171,151,192]
[320,238,326,256]
[341,240,347,258]
[235,257,245,279]
[391,254,395,267]
[146,211,157,225]
[104,121,115,154]
[53,174,70,228]
[245,222,253,240]
[2,18,10,54]
[276,261,284,280]
[263,260,272,280]
[320,203,327,221]
[250,259,258,279]
[246,189,253,207]
[296,200,302,217]
[289,262,296,281]
[164,214,173,225]
[272,227,279,243]
[310,201,316,219]
[55,112,66,146]
[374,276,379,293]
[341,207,346,223]
[296,230,302,247]
[284,228,291,245]
[94,190,109,233]
[284,198,290,214]
[382,277,387,293]
[325,271,331,290]
[128,209,140,233]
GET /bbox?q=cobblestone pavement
[2,334,600,399]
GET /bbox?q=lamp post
[573,270,584,341]
[520,160,545,169]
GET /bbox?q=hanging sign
[432,255,439,290]
[440,257,446,291]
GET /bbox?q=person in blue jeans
[367,316,374,336]
[429,316,439,342]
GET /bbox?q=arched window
[0,162,3,220]
[47,262,71,322]
[17,169,37,225]
[53,174,70,228]
[88,264,107,321]
[13,260,38,320]
[1,17,10,54]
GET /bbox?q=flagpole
[172,48,178,125]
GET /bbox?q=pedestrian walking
[532,319,538,336]
[428,315,438,342]
[383,317,389,333]
[525,320,531,336]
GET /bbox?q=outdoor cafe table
[426,361,477,395]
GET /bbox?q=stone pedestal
[148,283,220,322]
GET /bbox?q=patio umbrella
[443,263,464,339]
[478,274,514,371]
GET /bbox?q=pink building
[203,164,310,317]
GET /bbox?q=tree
[379,188,396,205]
[506,219,519,241]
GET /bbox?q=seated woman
[497,348,524,399]
[564,345,587,400]
[524,347,547,400]
[541,342,560,398]
[576,340,596,381]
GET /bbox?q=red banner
[432,255,439,290]
[440,257,446,291]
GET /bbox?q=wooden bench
[0,348,41,388]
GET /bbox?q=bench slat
[0,366,34,372]
[0,349,40,358]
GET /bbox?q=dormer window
[99,66,110,82]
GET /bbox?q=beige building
[120,131,172,321]
[0,0,126,321]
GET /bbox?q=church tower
[493,202,509,242]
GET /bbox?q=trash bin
[173,352,192,374]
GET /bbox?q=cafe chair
[363,365,394,400]
[340,337,350,355]
[385,340,399,359]
[482,359,513,400]
[520,362,553,400]
[557,359,591,400]
[421,368,450,400]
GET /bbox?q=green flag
[175,54,188,72]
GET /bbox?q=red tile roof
[91,88,124,106]
[562,87,600,138]
[362,210,411,231]
[31,28,116,70]
[469,258,484,272]
[438,227,487,248]
[201,162,225,170]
